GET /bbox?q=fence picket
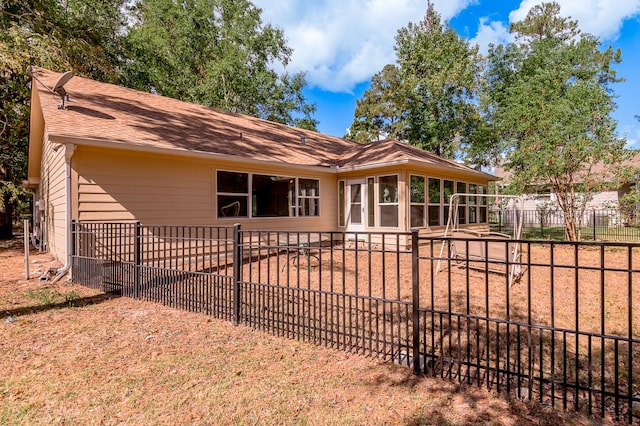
[70,222,640,423]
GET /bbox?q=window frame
[427,177,442,227]
[216,169,320,220]
[298,178,320,217]
[367,176,376,227]
[378,174,399,228]
[216,170,250,218]
[410,174,426,228]
[338,180,346,227]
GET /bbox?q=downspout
[51,143,75,284]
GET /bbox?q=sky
[251,0,640,147]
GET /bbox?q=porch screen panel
[456,181,466,225]
[479,185,487,223]
[428,177,441,226]
[410,175,426,228]
[379,175,398,228]
[443,179,454,226]
[468,183,477,224]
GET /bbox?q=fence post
[592,208,596,241]
[233,223,242,326]
[134,221,141,299]
[411,228,421,374]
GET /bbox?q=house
[26,67,497,265]
[493,156,640,226]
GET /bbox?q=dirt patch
[0,238,624,425]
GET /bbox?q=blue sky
[252,0,640,147]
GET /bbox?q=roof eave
[337,158,499,180]
[48,134,337,174]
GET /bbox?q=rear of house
[26,67,497,263]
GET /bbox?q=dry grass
[0,238,624,425]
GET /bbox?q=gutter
[51,143,75,284]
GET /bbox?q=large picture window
[217,170,319,219]
[379,175,398,228]
[252,174,294,217]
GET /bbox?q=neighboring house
[26,67,497,264]
[493,156,640,225]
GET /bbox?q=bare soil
[0,238,625,425]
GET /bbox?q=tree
[1,0,318,238]
[395,3,482,158]
[485,2,630,240]
[119,0,317,129]
[0,0,127,238]
[347,64,407,142]
[347,3,483,159]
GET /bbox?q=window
[217,171,249,217]
[217,170,319,219]
[428,177,441,226]
[479,184,487,223]
[468,183,477,224]
[252,174,295,217]
[367,177,375,227]
[298,179,319,216]
[443,180,454,225]
[379,175,398,227]
[456,181,467,225]
[410,175,426,228]
[338,180,345,226]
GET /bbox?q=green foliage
[0,0,318,237]
[27,287,81,307]
[347,4,483,159]
[347,64,406,142]
[484,2,630,240]
[1,0,127,237]
[119,0,317,129]
[395,5,482,158]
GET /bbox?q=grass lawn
[0,239,624,425]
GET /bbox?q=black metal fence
[491,208,640,241]
[70,221,639,423]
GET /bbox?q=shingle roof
[31,67,495,179]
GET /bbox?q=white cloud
[253,0,640,93]
[253,0,475,92]
[620,123,640,148]
[509,0,640,41]
[470,17,513,55]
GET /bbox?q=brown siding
[74,147,338,231]
[39,133,68,261]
